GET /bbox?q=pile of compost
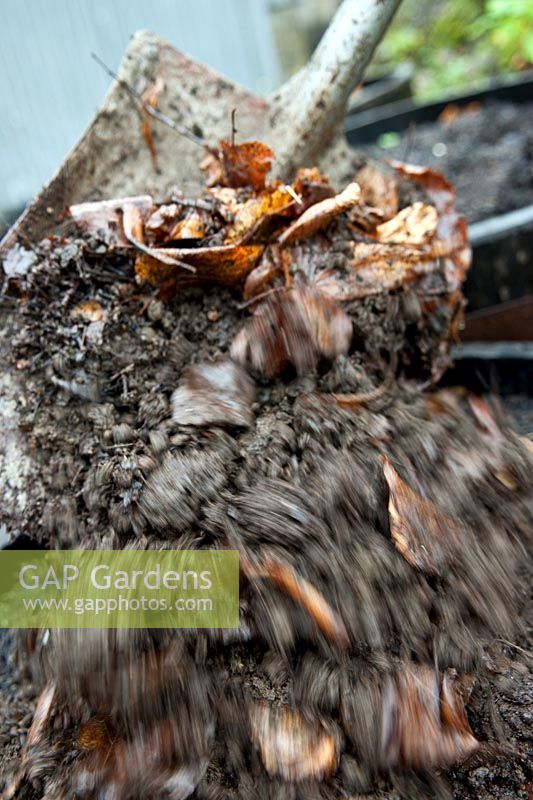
[367,99,533,223]
[0,145,532,800]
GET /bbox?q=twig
[91,53,208,149]
[230,108,237,147]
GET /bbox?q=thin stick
[91,53,208,149]
[231,108,238,147]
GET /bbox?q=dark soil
[0,223,532,800]
[367,100,533,223]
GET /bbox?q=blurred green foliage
[376,0,533,99]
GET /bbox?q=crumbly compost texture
[0,149,532,800]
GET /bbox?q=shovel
[0,0,400,252]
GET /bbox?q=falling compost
[0,136,532,800]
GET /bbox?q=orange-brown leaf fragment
[380,666,478,770]
[122,201,195,269]
[135,244,263,292]
[224,187,295,244]
[382,456,461,574]
[71,300,104,322]
[171,360,255,429]
[391,161,471,289]
[292,167,335,207]
[69,196,153,248]
[260,557,349,647]
[376,202,438,245]
[201,140,274,190]
[145,203,207,242]
[169,211,206,240]
[249,703,339,781]
[392,161,456,212]
[231,283,352,378]
[27,682,56,748]
[278,182,361,246]
[355,162,399,220]
[77,717,114,754]
[139,74,165,171]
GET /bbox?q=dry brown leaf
[242,246,285,300]
[520,435,533,456]
[355,162,399,220]
[248,555,349,646]
[139,74,165,171]
[72,718,208,798]
[292,167,335,207]
[467,394,501,439]
[169,210,206,240]
[381,666,478,770]
[69,196,153,248]
[278,182,361,246]
[2,683,57,800]
[77,717,114,754]
[71,300,104,323]
[201,140,274,190]
[135,244,263,295]
[224,186,295,244]
[145,203,182,237]
[171,360,255,428]
[122,202,195,270]
[249,703,338,782]
[382,456,461,574]
[494,468,519,491]
[376,202,438,245]
[392,161,456,212]
[391,161,471,290]
[231,283,352,379]
[27,682,56,747]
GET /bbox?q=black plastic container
[345,70,533,145]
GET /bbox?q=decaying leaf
[375,202,438,245]
[139,74,165,171]
[380,667,478,770]
[145,203,182,237]
[169,211,206,240]
[467,394,501,440]
[122,201,195,270]
[171,360,255,428]
[201,140,274,190]
[224,186,295,244]
[2,683,57,800]
[382,456,461,574]
[73,718,209,799]
[77,717,114,754]
[145,203,208,242]
[392,161,456,213]
[242,554,349,647]
[391,161,471,289]
[278,182,361,246]
[231,283,352,379]
[71,300,105,323]
[355,162,399,220]
[466,395,519,489]
[242,245,286,300]
[135,244,263,293]
[69,195,153,248]
[292,167,335,207]
[249,703,339,781]
[27,682,56,748]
